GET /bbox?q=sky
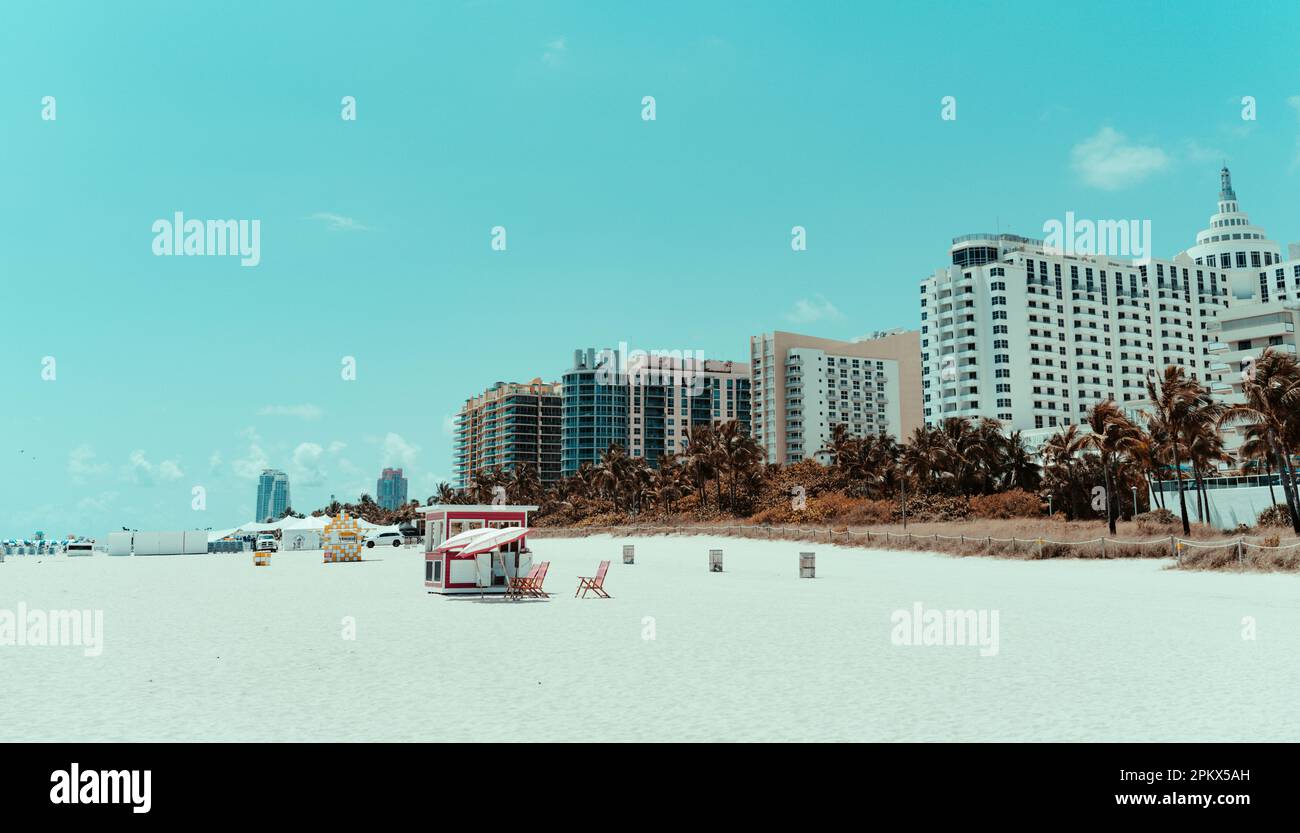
[2,0,1300,537]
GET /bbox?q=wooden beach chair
[575,560,612,599]
[506,563,541,601]
[527,561,550,598]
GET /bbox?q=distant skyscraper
[255,469,291,521]
[377,467,409,510]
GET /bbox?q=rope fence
[530,523,1300,568]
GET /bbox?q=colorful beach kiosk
[419,504,537,594]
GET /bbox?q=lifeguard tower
[419,504,537,594]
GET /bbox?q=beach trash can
[254,551,271,567]
[799,552,815,578]
[623,544,635,565]
[709,549,723,572]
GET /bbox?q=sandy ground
[2,535,1298,741]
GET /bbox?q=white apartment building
[749,330,922,464]
[920,167,1300,451]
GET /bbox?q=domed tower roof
[1183,166,1280,279]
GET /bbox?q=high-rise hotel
[453,379,563,490]
[561,347,751,475]
[749,330,922,464]
[919,168,1299,443]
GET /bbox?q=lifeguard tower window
[425,560,442,582]
[450,520,484,537]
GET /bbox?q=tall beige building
[454,379,563,489]
[749,330,922,464]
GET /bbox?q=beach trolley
[419,504,537,595]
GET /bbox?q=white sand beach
[2,534,1298,742]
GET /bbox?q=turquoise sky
[3,0,1299,536]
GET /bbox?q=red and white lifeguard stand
[419,504,538,594]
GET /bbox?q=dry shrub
[969,489,1042,519]
[1179,543,1239,570]
[1256,504,1293,529]
[1135,508,1178,534]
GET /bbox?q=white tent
[279,515,330,531]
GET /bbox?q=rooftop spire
[1219,165,1236,201]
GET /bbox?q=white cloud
[786,295,843,325]
[1179,139,1224,165]
[208,450,223,474]
[258,404,323,420]
[309,213,372,231]
[381,432,420,468]
[125,450,184,485]
[1288,96,1300,119]
[76,491,118,515]
[442,415,457,437]
[232,442,269,480]
[1070,127,1169,190]
[68,445,109,484]
[291,442,326,487]
[542,37,567,65]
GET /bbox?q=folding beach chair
[575,560,612,599]
[527,561,550,598]
[507,563,541,601]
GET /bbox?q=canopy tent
[206,527,244,542]
[279,515,330,531]
[238,521,281,533]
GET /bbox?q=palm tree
[717,420,763,510]
[1042,424,1087,518]
[507,462,542,504]
[902,425,945,494]
[1145,366,1225,534]
[430,482,457,505]
[1219,348,1300,533]
[651,455,684,512]
[1081,400,1143,534]
[682,425,718,508]
[1000,430,1042,492]
[820,423,854,467]
[1239,427,1278,507]
[1187,425,1231,524]
[594,443,630,503]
